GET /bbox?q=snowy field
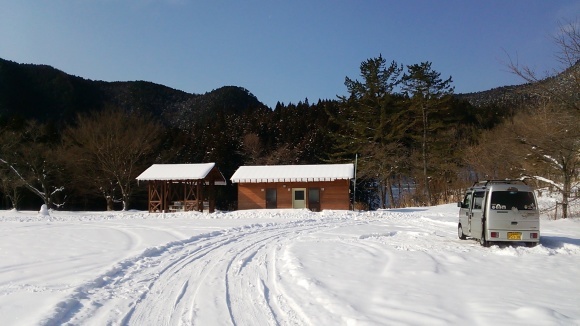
[0,204,578,325]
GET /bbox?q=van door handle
[511,221,518,225]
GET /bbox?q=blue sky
[1,1,578,109]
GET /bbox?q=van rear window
[490,191,536,210]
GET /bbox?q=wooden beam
[209,179,215,213]
[148,181,163,213]
[163,181,170,212]
[197,180,203,212]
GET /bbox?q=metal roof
[136,163,226,185]
[230,164,354,183]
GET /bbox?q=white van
[458,180,540,247]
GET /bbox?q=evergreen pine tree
[328,55,407,208]
[401,62,454,206]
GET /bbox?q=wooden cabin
[231,164,354,211]
[136,163,226,213]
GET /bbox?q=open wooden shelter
[136,163,226,213]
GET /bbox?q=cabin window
[294,190,305,200]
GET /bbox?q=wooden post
[163,181,169,213]
[148,182,153,212]
[183,181,187,208]
[209,179,215,213]
[148,181,164,213]
[197,180,203,212]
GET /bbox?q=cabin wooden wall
[237,180,350,210]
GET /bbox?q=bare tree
[0,128,25,209]
[505,19,580,218]
[465,99,579,219]
[512,104,579,218]
[464,125,522,180]
[507,19,579,112]
[241,133,264,164]
[59,139,120,211]
[63,108,163,211]
[553,19,580,66]
[0,121,66,208]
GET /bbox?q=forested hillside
[0,58,336,210]
[0,58,269,126]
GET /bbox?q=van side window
[472,191,485,210]
[462,193,472,208]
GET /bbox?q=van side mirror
[457,202,462,208]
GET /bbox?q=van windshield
[490,191,536,210]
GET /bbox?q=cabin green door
[308,188,321,211]
[292,188,306,209]
[265,188,277,209]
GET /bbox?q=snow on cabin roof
[230,164,354,183]
[136,163,226,185]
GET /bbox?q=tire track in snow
[40,218,359,326]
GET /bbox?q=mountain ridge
[1,57,576,127]
[457,60,580,109]
[0,58,267,128]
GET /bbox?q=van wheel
[479,227,489,247]
[526,242,538,248]
[458,224,466,240]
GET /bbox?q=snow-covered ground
[0,205,578,325]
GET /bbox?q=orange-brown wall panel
[237,180,350,210]
[237,184,265,210]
